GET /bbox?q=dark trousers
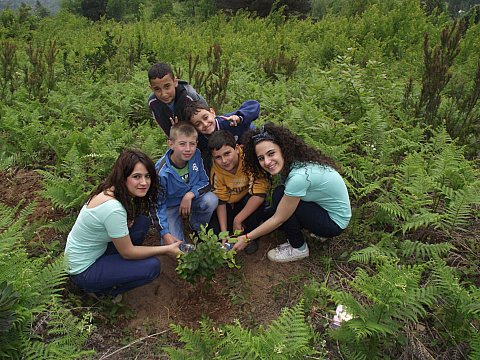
[71,215,161,296]
[270,185,343,248]
[210,194,264,236]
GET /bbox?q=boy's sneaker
[267,242,309,263]
[244,239,258,255]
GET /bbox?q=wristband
[244,233,251,244]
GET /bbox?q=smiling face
[126,162,151,197]
[212,144,240,174]
[149,73,178,104]
[255,140,285,176]
[190,108,216,135]
[168,134,198,168]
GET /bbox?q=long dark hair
[89,149,159,221]
[241,122,339,179]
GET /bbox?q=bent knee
[143,257,161,280]
[199,192,218,210]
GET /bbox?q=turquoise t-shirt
[284,163,351,229]
[64,199,129,275]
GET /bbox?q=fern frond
[440,186,480,231]
[399,240,455,259]
[469,332,480,360]
[349,244,398,265]
[402,211,441,233]
[166,301,317,359]
[377,201,407,220]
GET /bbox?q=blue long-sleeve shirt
[197,100,260,151]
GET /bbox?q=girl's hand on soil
[232,235,248,251]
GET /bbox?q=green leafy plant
[0,202,93,358]
[175,225,239,287]
[164,300,321,359]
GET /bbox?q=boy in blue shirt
[183,99,260,152]
[152,122,218,244]
[147,62,207,137]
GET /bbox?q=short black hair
[148,62,174,81]
[184,99,210,122]
[208,130,236,152]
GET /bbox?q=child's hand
[219,115,241,127]
[179,192,194,217]
[232,219,244,233]
[169,116,179,126]
[232,235,248,251]
[163,233,182,245]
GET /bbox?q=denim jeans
[270,185,343,248]
[166,191,218,242]
[70,215,161,296]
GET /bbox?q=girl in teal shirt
[233,123,351,262]
[65,150,180,296]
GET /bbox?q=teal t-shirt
[64,199,129,275]
[284,163,351,229]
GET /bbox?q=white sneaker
[267,242,309,262]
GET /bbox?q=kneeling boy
[209,131,270,254]
[153,122,218,244]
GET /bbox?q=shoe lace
[276,244,293,256]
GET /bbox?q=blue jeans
[70,215,161,296]
[270,185,343,248]
[166,191,218,242]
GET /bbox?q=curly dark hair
[240,122,339,179]
[90,149,159,222]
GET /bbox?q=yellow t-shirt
[210,148,270,204]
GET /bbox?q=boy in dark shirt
[147,62,207,137]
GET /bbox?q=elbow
[119,251,136,260]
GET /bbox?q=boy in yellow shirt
[209,131,270,254]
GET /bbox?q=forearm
[246,195,300,240]
[121,245,170,260]
[246,214,284,240]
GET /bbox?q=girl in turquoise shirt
[65,150,180,297]
[233,123,351,263]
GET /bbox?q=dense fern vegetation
[1,0,479,358]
